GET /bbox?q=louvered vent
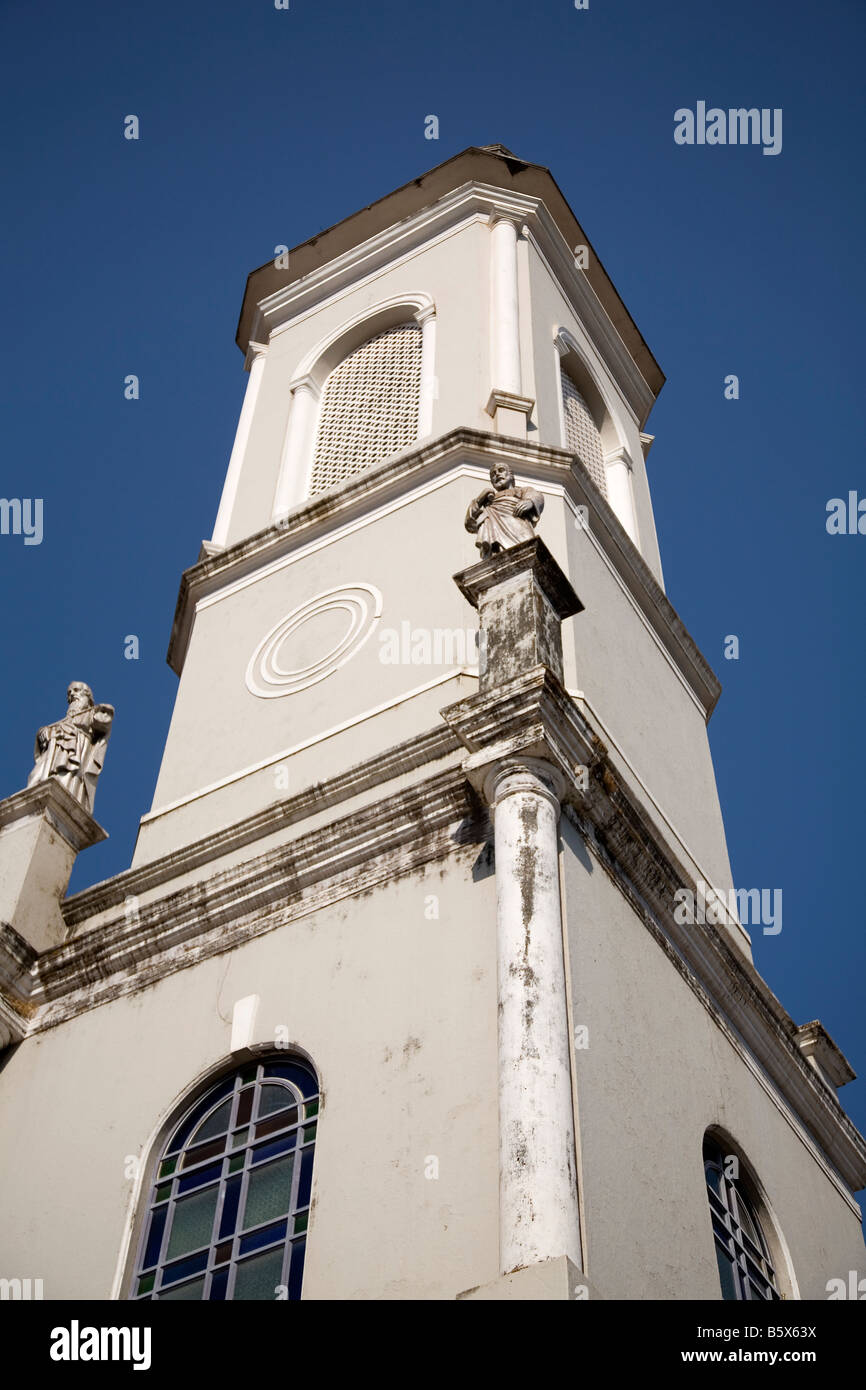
[308,323,422,496]
[561,369,607,497]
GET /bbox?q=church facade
[1,145,864,1301]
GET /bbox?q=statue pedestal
[0,780,106,953]
[453,536,583,690]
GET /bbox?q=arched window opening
[308,321,422,496]
[560,366,608,498]
[703,1135,781,1301]
[131,1056,319,1301]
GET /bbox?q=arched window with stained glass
[131,1056,319,1301]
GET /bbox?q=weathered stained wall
[560,815,865,1300]
[0,848,499,1301]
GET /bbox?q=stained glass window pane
[159,1276,206,1301]
[233,1247,285,1301]
[166,1186,219,1260]
[135,1056,317,1302]
[192,1098,234,1144]
[257,1083,298,1118]
[142,1205,167,1270]
[243,1156,295,1230]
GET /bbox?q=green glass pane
[137,1272,156,1295]
[304,1099,319,1120]
[257,1083,297,1119]
[155,1183,172,1204]
[158,1157,177,1179]
[192,1098,233,1144]
[303,1123,317,1144]
[159,1276,206,1301]
[229,1154,245,1173]
[294,1211,308,1235]
[232,1247,285,1301]
[240,1067,258,1085]
[166,1186,219,1260]
[231,1128,249,1149]
[242,1155,294,1231]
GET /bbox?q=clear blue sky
[1,0,864,1140]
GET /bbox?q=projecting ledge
[457,1256,601,1301]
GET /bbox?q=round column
[489,214,522,396]
[211,343,267,547]
[272,375,320,519]
[485,757,581,1273]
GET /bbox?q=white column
[490,214,522,395]
[485,758,581,1274]
[415,305,437,437]
[272,375,320,519]
[604,447,640,548]
[211,343,267,548]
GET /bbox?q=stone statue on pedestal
[28,682,114,814]
[465,463,544,558]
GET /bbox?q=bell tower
[1,146,863,1304]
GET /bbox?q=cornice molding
[0,780,107,852]
[63,724,459,928]
[165,429,720,721]
[442,665,866,1196]
[10,665,861,1196]
[246,180,655,427]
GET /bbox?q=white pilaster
[211,342,267,548]
[604,446,640,548]
[272,375,321,519]
[415,304,437,438]
[484,757,581,1275]
[489,214,522,396]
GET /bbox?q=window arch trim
[124,1051,321,1302]
[702,1127,797,1301]
[272,295,436,516]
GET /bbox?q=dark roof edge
[234,146,665,399]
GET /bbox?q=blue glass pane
[239,1219,288,1257]
[219,1175,243,1239]
[161,1248,208,1287]
[142,1205,167,1270]
[263,1062,318,1099]
[297,1148,314,1209]
[251,1135,293,1166]
[209,1268,229,1301]
[288,1237,306,1301]
[177,1162,222,1195]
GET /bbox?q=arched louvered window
[703,1135,781,1300]
[308,322,422,496]
[560,368,607,498]
[131,1056,319,1301]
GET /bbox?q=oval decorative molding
[245,583,383,698]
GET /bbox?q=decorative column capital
[481,756,566,814]
[288,373,320,400]
[553,330,571,358]
[244,341,268,370]
[413,303,437,327]
[604,445,634,472]
[488,209,524,234]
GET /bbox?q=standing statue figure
[27,682,115,814]
[465,463,544,558]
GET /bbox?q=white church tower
[1,145,864,1302]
